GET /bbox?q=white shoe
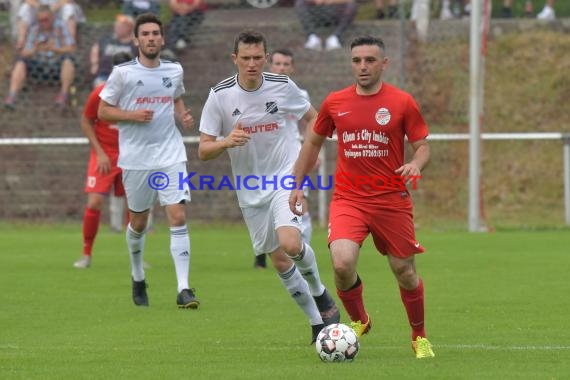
[440,7,453,20]
[175,39,187,50]
[73,255,91,269]
[325,35,342,51]
[304,34,322,51]
[537,6,555,21]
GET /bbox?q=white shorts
[241,189,302,256]
[122,162,191,212]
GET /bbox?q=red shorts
[84,152,124,196]
[328,192,425,258]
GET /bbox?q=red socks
[400,278,426,340]
[336,280,369,324]
[82,208,101,256]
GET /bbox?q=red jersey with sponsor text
[314,83,428,202]
[84,84,119,159]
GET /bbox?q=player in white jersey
[98,13,198,309]
[253,48,318,270]
[198,29,340,344]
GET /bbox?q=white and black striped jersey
[199,73,311,208]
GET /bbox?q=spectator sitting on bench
[15,0,85,51]
[5,5,76,109]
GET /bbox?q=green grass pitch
[1,223,569,379]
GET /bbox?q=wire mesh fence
[0,1,569,228]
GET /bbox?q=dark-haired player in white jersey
[198,29,340,344]
[98,13,198,309]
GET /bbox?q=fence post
[318,143,327,228]
[563,135,570,225]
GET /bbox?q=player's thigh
[369,194,425,258]
[272,190,303,253]
[156,162,191,207]
[122,169,158,212]
[84,157,116,194]
[328,200,369,247]
[241,203,278,255]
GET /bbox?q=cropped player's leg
[75,161,119,268]
[160,163,197,308]
[387,254,433,357]
[331,239,371,337]
[165,202,198,309]
[269,248,324,343]
[74,193,105,268]
[278,227,339,326]
[378,195,433,357]
[123,169,156,306]
[275,191,340,326]
[127,210,149,306]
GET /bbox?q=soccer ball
[315,323,360,363]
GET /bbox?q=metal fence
[1,1,569,228]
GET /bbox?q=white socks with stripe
[290,243,325,297]
[126,224,146,281]
[278,264,323,326]
[170,225,190,293]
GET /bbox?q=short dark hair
[350,36,386,52]
[37,4,52,15]
[112,52,134,66]
[134,12,163,38]
[270,48,294,64]
[233,29,267,55]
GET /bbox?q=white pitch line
[2,343,569,352]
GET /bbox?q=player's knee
[279,237,302,256]
[393,266,418,288]
[129,214,148,232]
[332,259,354,280]
[269,250,293,272]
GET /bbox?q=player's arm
[98,100,153,123]
[80,115,111,174]
[290,117,326,216]
[395,139,430,185]
[198,123,250,161]
[173,97,194,130]
[89,42,99,76]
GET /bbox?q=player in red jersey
[289,36,435,358]
[73,52,134,269]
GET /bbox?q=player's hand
[176,108,194,129]
[96,152,111,174]
[289,189,305,216]
[224,123,250,148]
[132,109,154,123]
[395,162,421,185]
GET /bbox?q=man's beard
[141,48,160,60]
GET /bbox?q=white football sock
[290,243,325,297]
[278,264,323,326]
[126,224,145,281]
[301,212,313,244]
[109,193,124,231]
[170,225,190,293]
